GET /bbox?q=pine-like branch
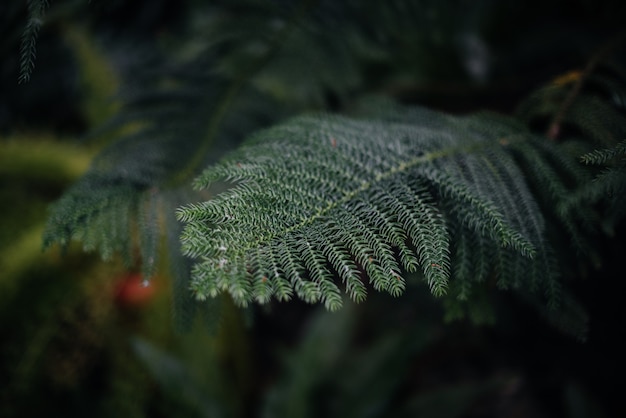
[565,139,626,234]
[42,1,314,328]
[177,105,565,310]
[19,0,50,83]
[35,1,624,334]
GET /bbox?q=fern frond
[42,0,320,328]
[18,0,50,83]
[507,135,602,259]
[566,139,626,234]
[580,138,626,165]
[42,51,288,327]
[178,106,561,310]
[42,177,138,258]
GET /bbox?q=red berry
[114,273,157,307]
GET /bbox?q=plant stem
[547,31,626,140]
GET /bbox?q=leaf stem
[547,31,626,140]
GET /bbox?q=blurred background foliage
[1,0,625,417]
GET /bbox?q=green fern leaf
[178,106,554,310]
[568,139,626,234]
[42,52,287,328]
[580,138,626,165]
[18,0,50,83]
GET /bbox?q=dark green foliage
[572,139,626,234]
[41,4,298,325]
[177,106,563,312]
[41,67,282,325]
[28,0,625,335]
[6,1,626,417]
[19,0,50,84]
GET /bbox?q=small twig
[547,31,626,140]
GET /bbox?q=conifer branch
[33,1,624,333]
[178,107,566,310]
[18,0,50,83]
